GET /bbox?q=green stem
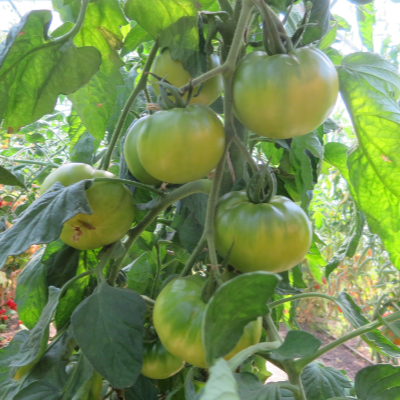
[151,244,162,299]
[268,293,338,309]
[0,0,90,80]
[0,156,59,168]
[142,295,155,307]
[231,134,258,172]
[295,310,400,372]
[180,234,207,277]
[93,177,163,195]
[110,179,212,279]
[217,0,233,14]
[100,42,159,171]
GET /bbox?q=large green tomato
[40,163,135,250]
[153,275,262,368]
[150,49,223,106]
[141,340,185,380]
[132,105,225,184]
[232,47,339,139]
[214,191,312,273]
[123,121,161,185]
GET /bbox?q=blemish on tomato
[17,31,25,36]
[72,225,83,242]
[79,220,95,230]
[96,103,103,108]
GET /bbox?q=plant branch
[93,177,163,195]
[217,0,233,14]
[294,311,400,372]
[108,179,212,283]
[100,41,159,170]
[268,293,338,309]
[231,134,258,172]
[151,244,162,299]
[0,156,59,168]
[180,234,207,277]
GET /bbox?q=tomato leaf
[301,363,352,400]
[71,281,146,388]
[325,211,365,278]
[324,142,351,183]
[200,358,240,400]
[124,0,200,77]
[0,10,101,133]
[203,272,280,367]
[355,364,400,400]
[121,24,152,57]
[0,331,29,384]
[0,166,25,188]
[339,52,400,270]
[53,0,128,140]
[125,374,158,400]
[356,4,375,52]
[302,0,331,45]
[11,286,60,368]
[337,292,400,358]
[12,381,62,400]
[270,330,321,361]
[123,252,153,295]
[290,132,324,211]
[15,248,48,330]
[0,180,92,269]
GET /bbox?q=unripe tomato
[153,275,262,368]
[141,340,185,379]
[129,105,225,184]
[150,49,223,106]
[40,163,135,250]
[214,191,312,273]
[233,47,338,139]
[123,121,161,185]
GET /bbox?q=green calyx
[246,164,277,204]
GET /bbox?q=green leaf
[290,132,324,211]
[200,358,240,400]
[11,286,60,368]
[302,0,331,45]
[325,211,365,278]
[54,0,127,140]
[124,0,200,77]
[15,248,48,330]
[302,363,352,400]
[203,272,280,366]
[337,292,400,358]
[0,331,29,384]
[338,52,400,270]
[318,23,338,51]
[71,281,147,388]
[355,364,400,400]
[125,374,158,400]
[235,372,285,399]
[271,331,321,361]
[356,4,375,52]
[13,381,62,400]
[0,10,101,133]
[0,180,92,269]
[121,24,152,57]
[123,252,153,295]
[324,142,350,183]
[0,166,25,188]
[305,242,325,284]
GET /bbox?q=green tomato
[150,49,223,106]
[123,121,161,185]
[214,191,312,273]
[131,105,225,184]
[40,163,135,250]
[141,340,185,380]
[153,275,262,368]
[233,47,339,139]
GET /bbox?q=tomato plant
[215,191,312,273]
[233,48,338,139]
[150,49,223,106]
[141,340,185,380]
[1,0,400,399]
[130,104,225,184]
[41,163,136,250]
[153,275,262,368]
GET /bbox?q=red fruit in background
[314,284,320,290]
[1,315,7,321]
[10,304,17,311]
[18,320,23,325]
[0,309,5,315]
[322,277,327,285]
[6,299,15,307]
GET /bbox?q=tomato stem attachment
[246,163,277,204]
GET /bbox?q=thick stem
[93,177,163,195]
[109,179,212,281]
[180,234,207,277]
[231,134,258,172]
[217,0,233,14]
[294,310,400,372]
[100,42,159,170]
[151,244,162,299]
